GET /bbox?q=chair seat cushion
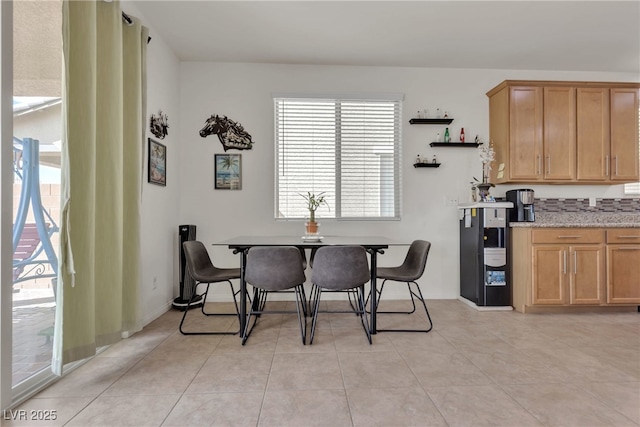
[191,266,240,283]
[377,266,416,282]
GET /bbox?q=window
[275,95,402,220]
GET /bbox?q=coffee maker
[506,189,535,222]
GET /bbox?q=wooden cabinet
[508,86,543,181]
[576,87,609,181]
[606,229,640,304]
[488,85,542,182]
[543,87,576,181]
[487,80,639,184]
[610,88,640,182]
[510,227,635,312]
[570,245,606,305]
[577,87,640,182]
[530,229,604,307]
[532,245,566,305]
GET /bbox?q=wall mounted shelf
[409,117,453,125]
[413,163,441,168]
[409,118,453,125]
[430,142,480,148]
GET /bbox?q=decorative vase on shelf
[477,182,494,202]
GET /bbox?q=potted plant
[300,191,329,235]
[476,141,496,201]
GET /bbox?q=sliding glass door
[1,0,62,409]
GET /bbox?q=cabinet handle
[563,250,567,274]
[614,156,619,176]
[616,235,640,239]
[573,251,577,274]
[546,155,551,175]
[537,155,541,176]
[557,235,582,239]
[616,248,639,251]
[605,155,609,177]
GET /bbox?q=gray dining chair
[179,241,242,335]
[309,245,371,345]
[368,240,433,333]
[243,246,307,345]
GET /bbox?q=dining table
[213,235,402,339]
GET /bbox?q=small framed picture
[148,138,166,186]
[215,154,242,190]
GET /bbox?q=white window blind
[275,96,402,220]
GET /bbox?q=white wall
[132,6,182,326]
[178,62,638,301]
[130,0,639,318]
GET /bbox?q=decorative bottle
[444,128,450,143]
[415,154,421,164]
[460,127,465,143]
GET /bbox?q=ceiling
[129,0,640,73]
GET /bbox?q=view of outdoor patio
[12,179,60,386]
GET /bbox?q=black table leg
[239,249,247,339]
[369,248,378,335]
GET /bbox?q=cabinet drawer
[532,228,605,244]
[607,228,640,244]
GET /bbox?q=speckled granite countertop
[509,212,640,228]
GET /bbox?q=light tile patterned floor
[5,299,640,426]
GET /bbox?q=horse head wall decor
[199,115,254,151]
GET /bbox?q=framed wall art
[214,154,242,190]
[148,138,166,186]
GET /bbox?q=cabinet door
[532,245,566,305]
[543,87,576,180]
[610,88,639,182]
[509,87,543,181]
[576,88,610,181]
[569,245,604,305]
[607,245,640,304]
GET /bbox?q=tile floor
[4,299,639,426]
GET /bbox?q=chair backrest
[399,240,432,281]
[182,240,217,282]
[311,245,370,290]
[245,246,306,291]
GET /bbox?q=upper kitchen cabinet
[577,87,639,182]
[543,86,576,181]
[576,87,609,181]
[487,80,639,184]
[610,88,639,182]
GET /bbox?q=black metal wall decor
[199,114,254,151]
[150,110,169,139]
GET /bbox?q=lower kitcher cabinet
[606,229,640,304]
[532,244,604,306]
[606,244,640,304]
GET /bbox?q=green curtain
[53,0,147,374]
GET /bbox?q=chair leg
[243,285,308,346]
[294,285,307,345]
[242,288,262,344]
[366,280,417,315]
[375,280,433,333]
[180,283,239,335]
[309,285,322,345]
[299,285,309,317]
[308,285,371,345]
[357,285,372,344]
